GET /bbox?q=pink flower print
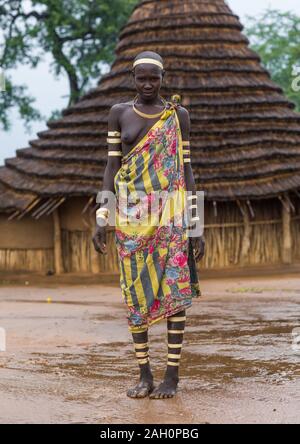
[171,139,177,155]
[156,225,171,242]
[115,229,126,241]
[164,167,174,179]
[179,287,192,296]
[162,295,174,312]
[154,156,162,171]
[147,193,155,204]
[172,178,182,191]
[151,299,160,313]
[158,255,166,270]
[144,140,151,152]
[179,176,185,187]
[149,244,154,254]
[170,231,180,242]
[178,272,190,283]
[173,252,188,268]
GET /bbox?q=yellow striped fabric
[114,101,201,333]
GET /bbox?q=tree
[0,0,138,131]
[245,9,300,112]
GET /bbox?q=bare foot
[149,376,179,399]
[127,378,154,399]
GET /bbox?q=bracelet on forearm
[107,131,121,145]
[186,193,200,227]
[108,151,122,156]
[107,130,122,157]
[182,141,191,163]
[187,194,198,212]
[96,207,110,222]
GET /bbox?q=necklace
[133,95,167,119]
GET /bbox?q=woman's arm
[92,104,122,255]
[177,106,205,262]
[101,104,123,201]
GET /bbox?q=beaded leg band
[167,311,186,368]
[132,328,150,366]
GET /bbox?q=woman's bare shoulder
[110,101,133,109]
[176,105,190,117]
[108,102,133,130]
[109,101,133,117]
[176,105,190,126]
[175,105,190,138]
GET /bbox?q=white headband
[133,58,164,70]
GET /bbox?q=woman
[93,51,205,399]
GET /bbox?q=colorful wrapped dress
[114,101,201,333]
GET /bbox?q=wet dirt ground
[0,274,299,424]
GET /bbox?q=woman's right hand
[92,225,107,255]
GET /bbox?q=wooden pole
[16,198,41,220]
[213,201,217,217]
[53,209,64,274]
[240,202,252,266]
[281,194,292,264]
[246,199,255,219]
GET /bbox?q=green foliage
[0,77,44,132]
[245,9,300,111]
[0,0,139,131]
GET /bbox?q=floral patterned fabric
[114,101,201,333]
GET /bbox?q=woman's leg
[127,325,154,398]
[149,310,186,399]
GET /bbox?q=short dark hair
[134,51,163,65]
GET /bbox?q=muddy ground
[0,274,299,424]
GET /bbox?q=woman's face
[133,64,164,101]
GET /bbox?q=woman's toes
[136,388,147,398]
[127,389,137,398]
[127,380,154,399]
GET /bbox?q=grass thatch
[1,0,300,214]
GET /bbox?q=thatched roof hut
[1,0,300,273]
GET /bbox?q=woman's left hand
[191,236,205,262]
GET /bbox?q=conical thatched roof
[1,0,300,215]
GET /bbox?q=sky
[1,0,300,165]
